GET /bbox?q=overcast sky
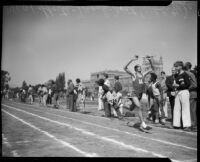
[2,2,197,87]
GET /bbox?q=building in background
[82,56,163,97]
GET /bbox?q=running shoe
[183,127,191,132]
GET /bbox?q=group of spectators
[1,56,197,132]
[65,78,86,112]
[95,56,197,132]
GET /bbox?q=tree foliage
[46,79,55,89]
[22,80,28,90]
[1,70,11,90]
[55,72,65,91]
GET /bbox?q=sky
[2,2,197,87]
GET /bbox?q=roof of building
[91,70,127,75]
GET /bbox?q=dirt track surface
[2,99,197,161]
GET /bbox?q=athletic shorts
[131,91,143,101]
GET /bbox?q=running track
[2,100,197,161]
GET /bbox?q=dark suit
[165,75,175,121]
[67,82,76,112]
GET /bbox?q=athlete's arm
[123,57,137,77]
[142,56,154,78]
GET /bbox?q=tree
[22,80,28,90]
[45,79,55,89]
[1,70,11,90]
[55,72,65,91]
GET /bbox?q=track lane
[4,101,197,148]
[2,106,157,157]
[2,101,197,161]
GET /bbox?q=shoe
[191,126,197,132]
[139,125,152,132]
[183,127,191,132]
[160,119,166,125]
[160,121,165,125]
[144,125,152,130]
[127,121,135,127]
[154,119,159,124]
[118,115,123,119]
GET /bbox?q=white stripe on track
[10,101,110,121]
[2,109,98,157]
[2,134,20,157]
[2,104,191,161]
[4,103,197,151]
[11,101,197,136]
[43,112,198,151]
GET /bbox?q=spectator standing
[150,73,165,125]
[21,89,26,103]
[98,80,104,111]
[102,73,112,117]
[166,67,177,122]
[42,85,48,107]
[159,71,168,119]
[146,79,154,121]
[65,87,69,109]
[112,75,124,117]
[173,61,191,131]
[75,78,86,111]
[184,62,197,131]
[52,83,59,108]
[37,85,43,105]
[47,87,52,105]
[67,80,76,112]
[28,85,33,104]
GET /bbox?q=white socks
[141,122,147,128]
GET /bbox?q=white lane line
[2,134,20,157]
[10,101,197,136]
[2,109,98,157]
[10,101,110,121]
[46,113,197,151]
[5,103,196,151]
[2,134,12,148]
[2,106,162,158]
[8,101,198,136]
[182,159,197,162]
[147,123,197,136]
[2,104,188,160]
[11,150,20,157]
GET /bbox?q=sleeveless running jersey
[132,73,145,93]
[152,81,160,96]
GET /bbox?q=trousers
[173,90,191,128]
[69,95,76,112]
[169,96,175,121]
[190,98,197,127]
[98,97,104,111]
